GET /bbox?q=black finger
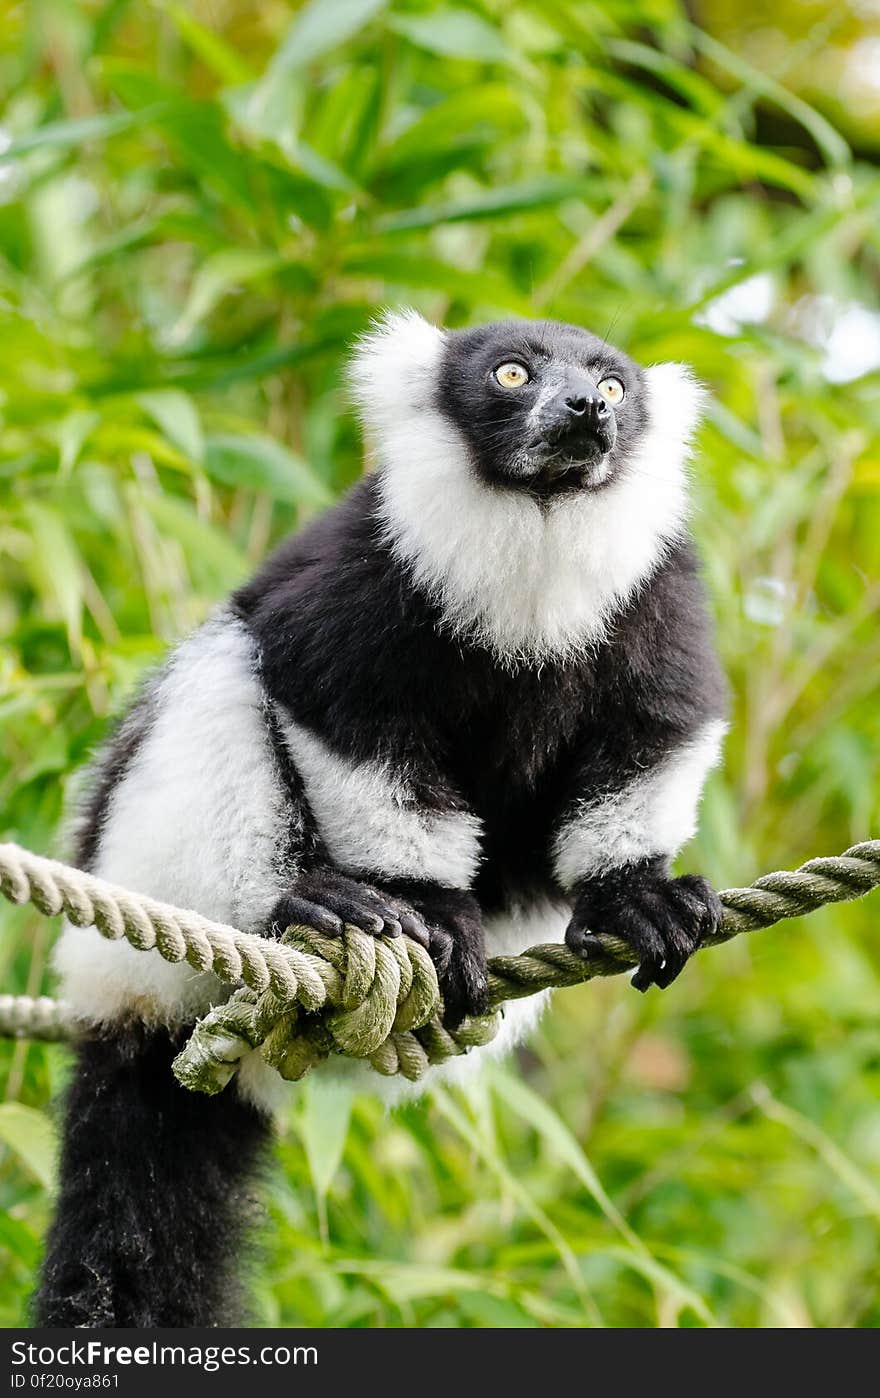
[619,910,667,991]
[398,909,430,948]
[427,925,454,974]
[651,951,687,990]
[632,954,665,992]
[640,893,691,988]
[679,876,723,935]
[326,880,405,936]
[330,897,385,935]
[665,880,708,926]
[564,918,593,954]
[440,943,490,1026]
[270,896,343,938]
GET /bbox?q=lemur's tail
[33,1026,272,1327]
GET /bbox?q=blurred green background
[1,0,879,1329]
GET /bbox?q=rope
[0,839,878,1094]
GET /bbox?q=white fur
[282,718,482,887]
[552,719,726,889]
[53,611,293,1028]
[236,899,563,1115]
[350,307,448,439]
[354,310,704,665]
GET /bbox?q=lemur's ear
[642,362,707,454]
[349,308,446,433]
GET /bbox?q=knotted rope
[0,839,878,1094]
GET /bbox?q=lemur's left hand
[565,860,722,991]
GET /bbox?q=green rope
[0,839,878,1094]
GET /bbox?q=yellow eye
[494,362,530,389]
[598,376,625,405]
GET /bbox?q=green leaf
[379,177,592,232]
[21,503,84,653]
[689,26,852,170]
[4,107,164,157]
[342,248,531,312]
[376,85,524,173]
[457,1291,540,1327]
[99,66,256,210]
[294,141,364,196]
[54,410,99,476]
[268,0,388,74]
[159,3,254,85]
[0,1211,41,1269]
[389,10,511,63]
[0,1103,58,1189]
[489,1069,717,1326]
[138,390,204,464]
[606,38,732,121]
[204,433,332,506]
[168,250,288,342]
[489,1067,635,1238]
[334,1257,489,1303]
[297,1079,354,1203]
[139,490,248,587]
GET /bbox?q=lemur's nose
[565,391,609,421]
[542,372,616,456]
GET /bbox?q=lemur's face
[436,320,649,498]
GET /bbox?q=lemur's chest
[432,661,592,906]
[439,648,592,794]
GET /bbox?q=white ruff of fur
[354,310,705,665]
[552,719,727,889]
[53,611,291,1030]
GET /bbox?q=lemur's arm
[53,610,308,1031]
[554,719,726,989]
[274,717,488,1024]
[552,552,728,991]
[55,607,485,1033]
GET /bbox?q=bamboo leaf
[267,0,388,74]
[159,3,255,85]
[0,1104,58,1190]
[204,432,332,506]
[21,504,84,653]
[138,390,205,464]
[379,177,593,232]
[296,1080,354,1205]
[389,10,512,63]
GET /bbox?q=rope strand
[1,839,877,1092]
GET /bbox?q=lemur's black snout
[543,373,615,462]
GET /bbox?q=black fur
[73,688,157,868]
[34,1027,271,1327]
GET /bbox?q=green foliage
[1,0,879,1329]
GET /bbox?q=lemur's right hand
[269,873,489,1029]
[268,867,430,945]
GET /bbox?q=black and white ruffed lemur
[35,312,727,1327]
